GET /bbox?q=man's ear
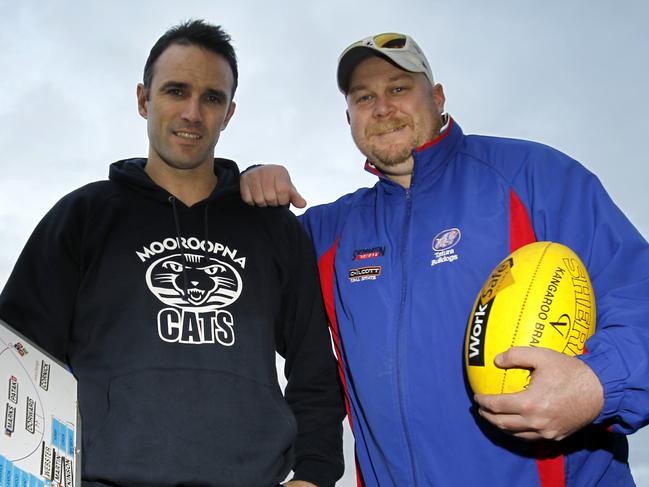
[221,100,237,131]
[136,83,148,119]
[432,83,446,115]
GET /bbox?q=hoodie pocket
[84,368,297,487]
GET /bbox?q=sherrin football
[464,241,596,395]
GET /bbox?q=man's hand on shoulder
[473,346,604,441]
[283,481,318,487]
[240,164,306,208]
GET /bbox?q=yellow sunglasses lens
[373,33,407,49]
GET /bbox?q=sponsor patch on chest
[348,266,382,282]
[352,246,385,260]
[431,227,462,267]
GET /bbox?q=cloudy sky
[1,1,648,485]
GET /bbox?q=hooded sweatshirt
[0,158,345,487]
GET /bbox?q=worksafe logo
[137,237,246,346]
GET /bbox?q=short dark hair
[143,19,238,99]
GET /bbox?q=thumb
[290,185,307,208]
[495,346,542,370]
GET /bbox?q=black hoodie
[0,158,345,486]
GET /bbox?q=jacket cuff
[576,343,626,424]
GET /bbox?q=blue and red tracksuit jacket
[299,118,649,486]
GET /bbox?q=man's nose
[373,96,395,118]
[181,96,202,123]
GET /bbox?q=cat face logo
[146,253,242,310]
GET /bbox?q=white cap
[337,32,434,94]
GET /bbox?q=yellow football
[464,241,596,395]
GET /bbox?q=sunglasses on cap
[337,32,434,93]
[351,32,409,50]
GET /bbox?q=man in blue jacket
[241,32,649,486]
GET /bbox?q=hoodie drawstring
[203,204,210,265]
[169,195,190,300]
[168,195,213,301]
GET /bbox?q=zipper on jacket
[396,183,419,486]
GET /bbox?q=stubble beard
[354,117,417,169]
[369,139,416,168]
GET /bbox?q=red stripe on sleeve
[509,189,537,252]
[510,189,566,486]
[536,443,566,487]
[317,238,365,487]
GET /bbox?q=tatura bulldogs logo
[138,237,245,346]
[433,228,461,251]
[431,228,461,267]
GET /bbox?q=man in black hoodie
[0,20,344,487]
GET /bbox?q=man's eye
[168,88,184,96]
[206,95,222,104]
[357,94,373,104]
[392,86,406,94]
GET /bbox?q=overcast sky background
[1,1,648,485]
